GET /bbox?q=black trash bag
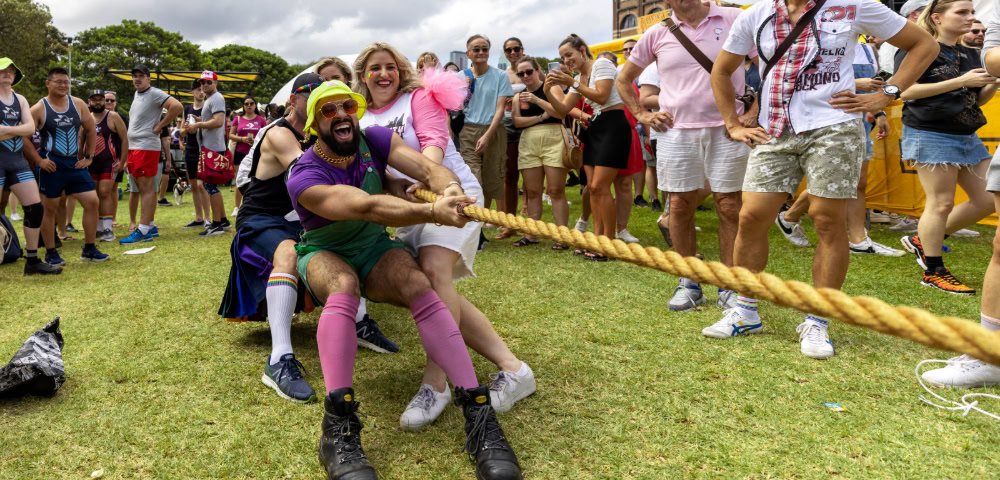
[0,318,65,398]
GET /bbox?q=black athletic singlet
[39,97,81,167]
[235,117,310,229]
[0,91,25,166]
[93,113,117,165]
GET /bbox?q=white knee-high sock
[355,298,367,324]
[267,273,298,364]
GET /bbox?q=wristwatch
[881,84,901,100]
[873,112,886,119]
[572,80,581,90]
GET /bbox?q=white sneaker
[888,217,918,232]
[399,383,451,432]
[869,209,892,223]
[574,219,588,233]
[796,321,835,359]
[669,278,707,312]
[231,207,239,217]
[10,213,22,221]
[489,363,536,413]
[716,289,739,310]
[849,236,905,257]
[775,211,811,247]
[921,355,1000,388]
[543,193,551,205]
[702,308,763,338]
[615,228,640,244]
[951,228,980,238]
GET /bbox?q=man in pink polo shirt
[617,0,752,313]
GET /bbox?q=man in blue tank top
[23,67,108,265]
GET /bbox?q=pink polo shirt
[629,3,750,129]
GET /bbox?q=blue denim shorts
[863,118,873,160]
[901,125,990,166]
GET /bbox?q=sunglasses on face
[244,101,255,106]
[105,99,116,103]
[470,47,489,53]
[971,29,984,34]
[515,69,534,78]
[199,80,214,85]
[504,46,522,54]
[319,99,359,118]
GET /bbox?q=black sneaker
[478,231,489,251]
[157,198,173,206]
[356,315,399,353]
[318,388,377,480]
[455,385,522,480]
[220,217,232,231]
[633,195,648,208]
[199,223,225,236]
[650,199,662,212]
[565,171,579,187]
[25,259,62,276]
[54,236,62,249]
[262,353,317,403]
[65,223,78,233]
[183,219,206,229]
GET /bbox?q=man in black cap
[217,73,325,402]
[86,88,128,242]
[178,80,209,229]
[120,64,183,244]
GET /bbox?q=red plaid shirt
[767,0,820,137]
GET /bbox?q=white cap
[900,0,930,18]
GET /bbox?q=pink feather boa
[420,68,468,111]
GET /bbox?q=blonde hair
[416,52,439,71]
[314,57,353,86]
[352,42,422,104]
[917,0,967,40]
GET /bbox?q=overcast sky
[38,0,614,67]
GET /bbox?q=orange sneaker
[921,267,975,295]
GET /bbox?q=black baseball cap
[131,64,151,76]
[88,89,105,99]
[291,72,323,95]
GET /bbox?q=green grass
[1,186,998,479]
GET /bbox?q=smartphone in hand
[548,62,561,73]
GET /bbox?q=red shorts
[127,150,160,177]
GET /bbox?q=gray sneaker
[668,278,707,312]
[717,289,739,310]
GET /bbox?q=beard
[319,117,360,156]
[89,104,105,113]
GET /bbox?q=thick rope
[416,189,1000,365]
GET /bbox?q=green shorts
[296,232,405,303]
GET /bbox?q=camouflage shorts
[742,119,864,199]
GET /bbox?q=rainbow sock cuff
[736,296,758,312]
[99,215,113,220]
[267,274,297,289]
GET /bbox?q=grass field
[1,186,998,480]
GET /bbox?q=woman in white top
[545,34,631,261]
[354,42,535,431]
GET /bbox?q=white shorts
[656,126,749,193]
[395,188,484,282]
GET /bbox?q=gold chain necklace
[313,144,354,165]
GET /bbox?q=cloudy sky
[38,0,614,66]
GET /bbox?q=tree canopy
[0,0,64,102]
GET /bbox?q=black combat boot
[318,388,377,480]
[454,385,522,480]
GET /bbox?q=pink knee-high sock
[318,293,360,394]
[410,290,479,389]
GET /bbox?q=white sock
[266,273,298,364]
[982,312,1000,332]
[355,298,368,324]
[735,296,759,320]
[805,314,829,330]
[515,361,529,376]
[137,224,150,235]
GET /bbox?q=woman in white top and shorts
[354,42,535,431]
[546,34,632,261]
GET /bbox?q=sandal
[583,251,611,262]
[552,242,569,251]
[494,228,515,240]
[59,234,75,241]
[657,219,672,247]
[512,237,539,247]
[574,248,586,256]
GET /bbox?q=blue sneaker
[119,229,153,244]
[45,249,66,266]
[262,353,317,403]
[149,226,159,237]
[80,245,110,262]
[356,314,399,353]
